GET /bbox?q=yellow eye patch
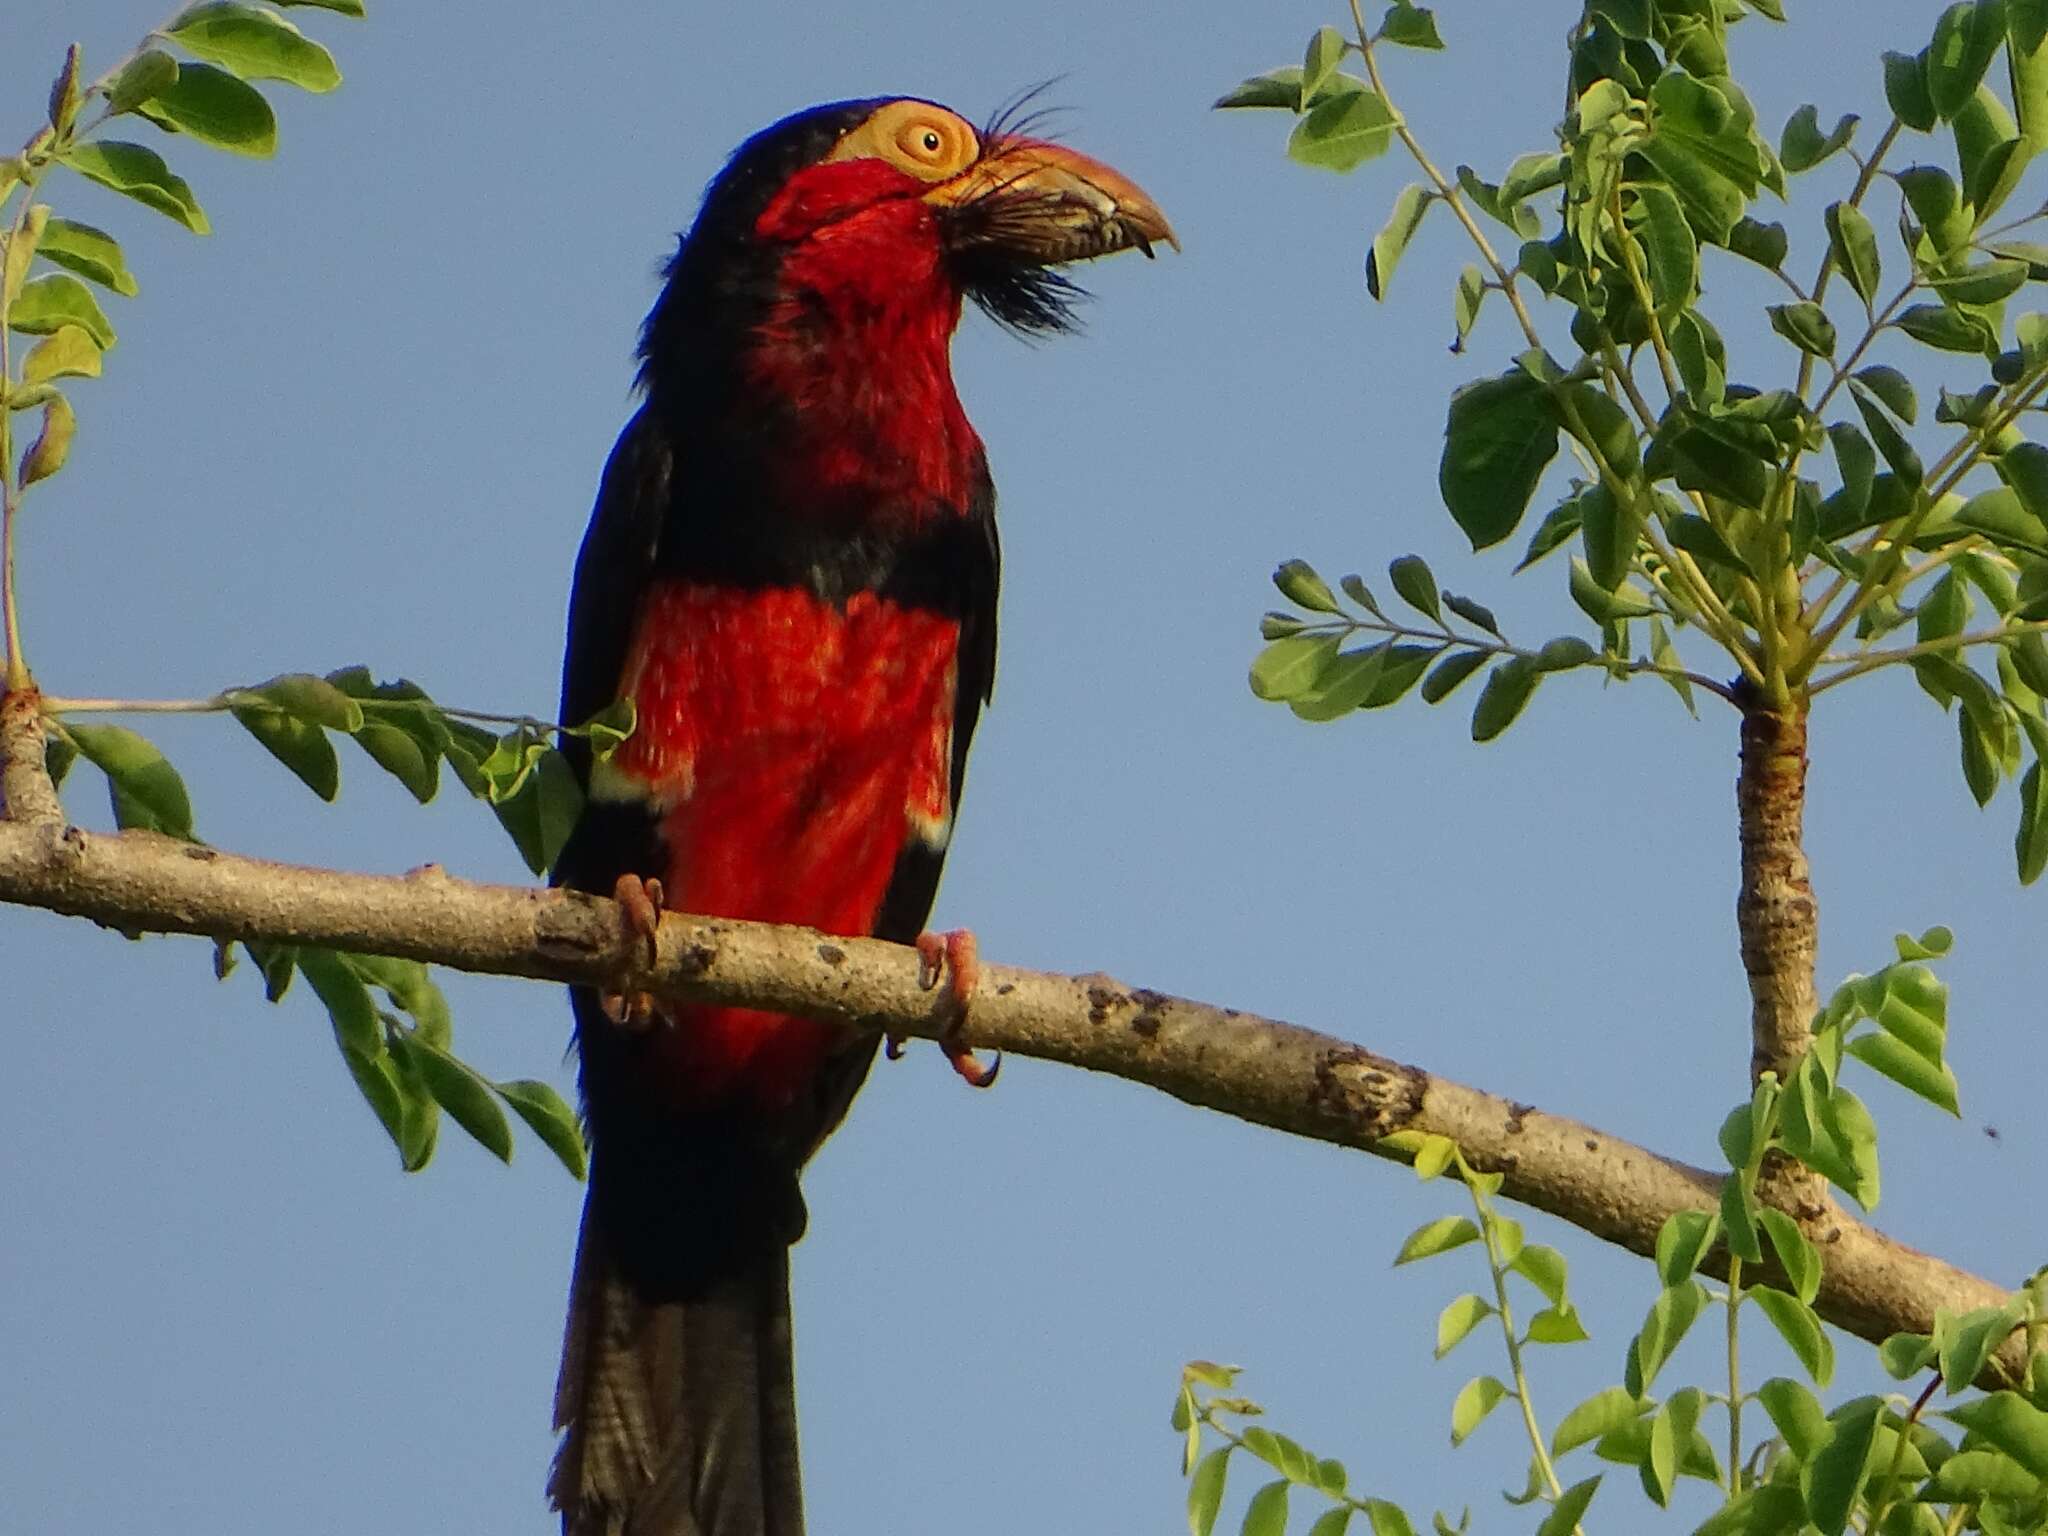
[827,100,979,182]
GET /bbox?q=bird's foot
[902,927,998,1088]
[600,874,664,1029]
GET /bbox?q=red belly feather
[611,581,958,1108]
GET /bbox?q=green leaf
[1957,86,2027,217]
[1752,1287,1835,1387]
[1628,1281,1707,1395]
[9,274,115,349]
[1395,1215,1481,1264]
[1450,1376,1507,1445]
[1389,554,1441,620]
[1380,3,1444,49]
[1511,1243,1568,1305]
[1825,201,1881,306]
[1853,365,1917,423]
[1851,386,1925,488]
[1287,89,1397,171]
[1578,483,1636,592]
[1768,301,1837,358]
[1654,423,1772,511]
[1638,73,1758,242]
[493,747,583,875]
[1470,657,1539,742]
[1630,183,1698,316]
[1669,513,1755,577]
[1240,1479,1289,1536]
[36,218,138,295]
[1802,1396,1882,1536]
[2020,759,2048,882]
[1957,487,2048,554]
[1360,643,1438,709]
[1250,634,1340,702]
[1535,636,1594,671]
[1368,184,1435,300]
[1452,264,1485,347]
[232,701,339,799]
[133,61,277,155]
[298,947,430,1169]
[1940,1300,2027,1391]
[1758,1376,1830,1460]
[492,1079,584,1177]
[60,141,208,232]
[1188,1447,1231,1536]
[1425,647,1490,708]
[166,2,343,91]
[1931,1448,2047,1500]
[1439,374,1559,548]
[399,1036,514,1164]
[243,672,364,731]
[106,49,180,115]
[66,723,194,838]
[1655,1209,1721,1284]
[1526,1303,1590,1345]
[1758,1208,1823,1304]
[1536,1476,1600,1536]
[1519,497,1584,571]
[1215,68,1308,111]
[1885,50,1939,132]
[1720,1174,1764,1263]
[1288,646,1388,722]
[1895,302,1997,355]
[1950,1393,2048,1478]
[1928,2,2008,119]
[275,0,366,14]
[1933,256,2031,304]
[17,323,101,384]
[344,954,451,1049]
[1898,164,1969,252]
[1441,592,1499,635]
[1780,104,1859,171]
[1274,558,1341,612]
[1726,216,1789,272]
[1554,1387,1643,1456]
[1301,25,1346,102]
[1436,1293,1494,1358]
[1846,1031,1960,1115]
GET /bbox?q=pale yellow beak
[927,136,1178,264]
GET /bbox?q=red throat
[745,173,983,517]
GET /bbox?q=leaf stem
[1808,619,2048,696]
[1,188,34,693]
[1725,1254,1744,1494]
[1301,612,1740,704]
[1469,1179,1586,1535]
[38,691,570,732]
[1349,3,1546,355]
[1862,1372,1943,1533]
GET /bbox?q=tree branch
[0,689,2024,1378]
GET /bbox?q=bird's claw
[601,874,665,1030]
[913,928,998,1089]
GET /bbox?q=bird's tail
[550,1199,804,1536]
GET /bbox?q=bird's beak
[927,136,1178,265]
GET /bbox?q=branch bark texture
[0,689,2022,1377]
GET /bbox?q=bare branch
[0,687,2023,1378]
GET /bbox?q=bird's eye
[920,130,943,153]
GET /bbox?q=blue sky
[5,3,2040,1533]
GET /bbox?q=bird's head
[643,95,1175,382]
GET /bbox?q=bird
[546,95,1173,1536]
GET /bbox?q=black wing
[872,461,1001,944]
[558,403,671,791]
